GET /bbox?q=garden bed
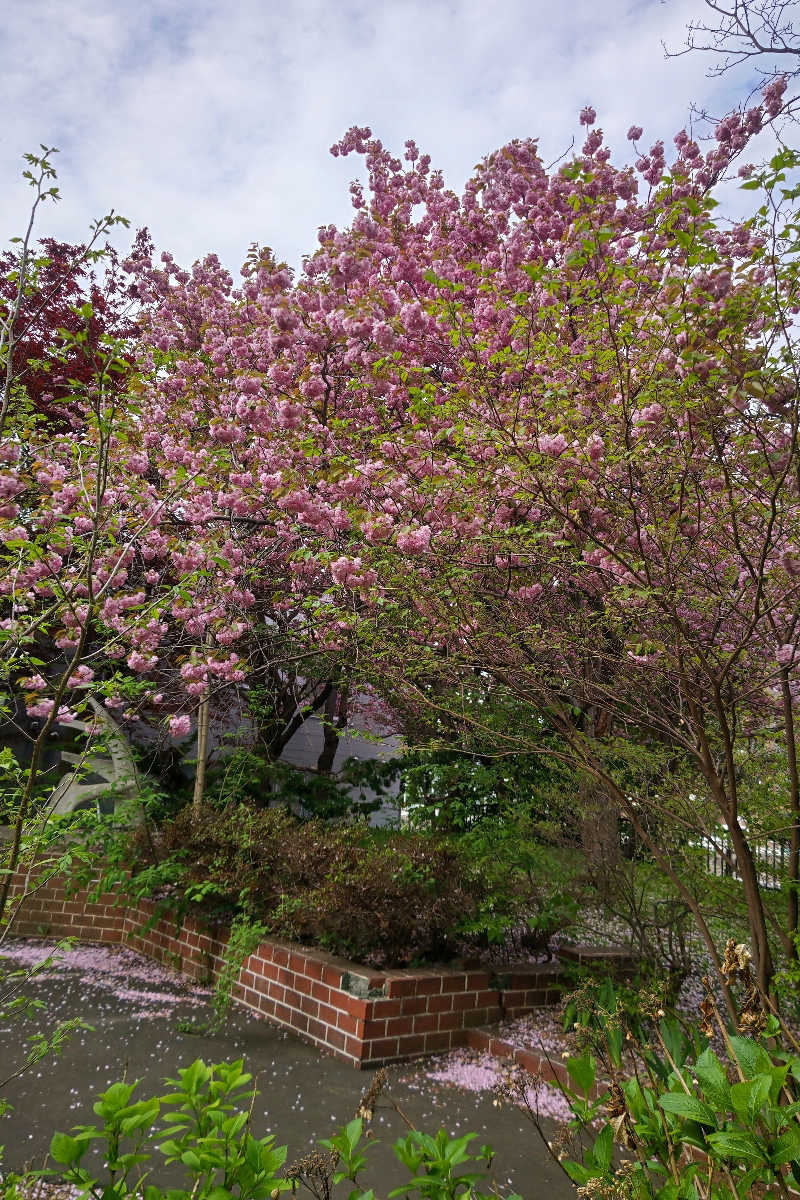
[5,866,571,1067]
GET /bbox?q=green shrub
[455,816,583,958]
[148,804,480,967]
[518,941,800,1198]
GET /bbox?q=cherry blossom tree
[273,86,798,997]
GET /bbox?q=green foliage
[551,965,800,1198]
[181,914,268,1036]
[198,747,392,821]
[110,799,581,968]
[17,1059,289,1199]
[400,746,573,834]
[389,1128,512,1199]
[455,815,581,955]
[128,803,482,967]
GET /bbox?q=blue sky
[1,0,769,274]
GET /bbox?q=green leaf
[49,1131,83,1165]
[566,1050,596,1097]
[592,1123,613,1173]
[561,1160,592,1184]
[729,1036,772,1079]
[693,1047,730,1112]
[730,1074,771,1125]
[706,1130,765,1163]
[773,1125,800,1166]
[658,1092,717,1126]
[345,1117,363,1151]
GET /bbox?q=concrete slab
[0,940,576,1197]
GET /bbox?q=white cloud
[0,0,774,274]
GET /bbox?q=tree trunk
[316,685,349,775]
[192,688,211,819]
[580,774,621,879]
[727,816,775,997]
[579,707,621,877]
[780,671,800,958]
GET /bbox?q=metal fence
[696,832,788,892]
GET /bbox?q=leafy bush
[144,804,481,967]
[400,746,576,836]
[455,816,583,959]
[515,941,800,1199]
[95,795,580,968]
[197,748,395,822]
[27,1059,288,1200]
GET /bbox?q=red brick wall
[5,872,562,1068]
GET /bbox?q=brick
[306,1017,327,1042]
[441,975,467,993]
[427,994,453,1014]
[344,1035,362,1060]
[322,965,343,988]
[299,994,319,1019]
[397,1033,427,1055]
[412,1013,438,1034]
[552,1061,572,1087]
[311,981,332,1005]
[466,971,491,989]
[274,1003,292,1025]
[283,987,302,1010]
[338,993,368,1019]
[303,959,324,981]
[414,977,442,996]
[515,1049,543,1075]
[400,996,428,1016]
[384,1016,413,1036]
[438,1010,466,1032]
[318,1003,339,1027]
[465,1029,490,1052]
[335,1012,364,1037]
[489,1038,514,1058]
[289,969,311,998]
[363,1018,386,1039]
[386,977,417,997]
[369,998,403,1018]
[369,1037,399,1059]
[462,1008,493,1028]
[424,1032,452,1053]
[326,1027,347,1052]
[452,992,480,1012]
[476,989,502,1009]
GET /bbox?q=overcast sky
[1,0,770,275]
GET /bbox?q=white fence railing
[695,832,788,892]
